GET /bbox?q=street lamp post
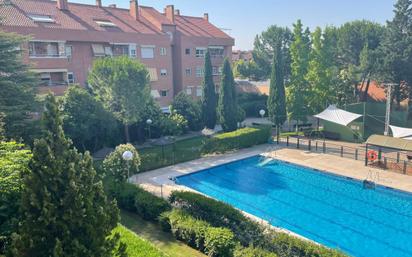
[146,119,153,139]
[122,150,133,182]
[259,109,266,119]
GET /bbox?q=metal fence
[277,136,412,176]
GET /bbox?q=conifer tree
[201,51,217,129]
[12,94,122,257]
[218,58,238,132]
[267,43,287,134]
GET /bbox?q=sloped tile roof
[0,0,232,39]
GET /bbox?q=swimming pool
[176,156,412,257]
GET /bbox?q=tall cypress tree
[218,58,238,132]
[201,51,217,129]
[12,94,122,257]
[267,43,287,133]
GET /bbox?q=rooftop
[0,0,232,39]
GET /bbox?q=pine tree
[0,31,37,140]
[267,43,287,133]
[218,58,238,132]
[12,94,122,257]
[201,51,217,129]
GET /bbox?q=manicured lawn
[139,136,205,171]
[120,210,206,257]
[113,225,166,257]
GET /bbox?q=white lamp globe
[122,150,133,161]
[146,119,153,125]
[259,109,266,117]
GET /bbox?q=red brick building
[0,0,234,107]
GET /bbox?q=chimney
[108,4,116,8]
[174,9,180,16]
[203,13,209,21]
[57,0,68,10]
[130,0,139,20]
[164,5,175,23]
[96,0,102,7]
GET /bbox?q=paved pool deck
[130,144,412,198]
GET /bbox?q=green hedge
[169,191,346,257]
[169,191,263,246]
[163,209,235,257]
[203,126,271,154]
[108,182,171,221]
[234,246,277,257]
[261,232,345,257]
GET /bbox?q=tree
[267,43,286,133]
[0,31,37,141]
[253,26,292,80]
[218,58,238,132]
[88,56,151,142]
[12,94,122,257]
[171,92,203,131]
[305,27,336,113]
[378,0,412,115]
[287,20,311,125]
[0,141,31,255]
[61,86,121,152]
[201,51,217,129]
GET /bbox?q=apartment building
[0,0,234,107]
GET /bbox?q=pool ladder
[259,146,279,166]
[363,170,380,189]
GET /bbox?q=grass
[139,136,205,171]
[113,225,166,257]
[120,210,206,257]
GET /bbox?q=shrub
[234,246,278,257]
[160,113,188,136]
[171,92,203,131]
[164,209,235,257]
[204,227,235,257]
[108,182,170,221]
[261,232,345,257]
[203,126,271,154]
[169,191,264,246]
[103,144,141,183]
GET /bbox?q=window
[195,66,204,77]
[209,46,224,58]
[160,47,167,56]
[196,87,202,97]
[65,45,72,58]
[95,20,117,27]
[185,68,191,76]
[186,86,193,95]
[212,66,222,76]
[151,90,161,99]
[160,69,167,76]
[160,90,168,97]
[67,72,75,84]
[40,73,51,86]
[185,48,191,55]
[147,68,158,81]
[91,44,105,57]
[29,41,61,57]
[112,44,129,56]
[129,44,137,58]
[28,14,54,23]
[104,46,113,56]
[141,46,155,59]
[195,47,206,58]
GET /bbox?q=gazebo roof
[366,134,412,151]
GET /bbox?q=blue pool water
[176,156,412,257]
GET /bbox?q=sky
[69,0,396,50]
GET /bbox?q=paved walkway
[130,144,412,198]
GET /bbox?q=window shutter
[58,42,65,57]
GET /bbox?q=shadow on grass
[120,210,206,257]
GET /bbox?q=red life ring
[367,150,378,162]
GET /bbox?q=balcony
[29,41,68,58]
